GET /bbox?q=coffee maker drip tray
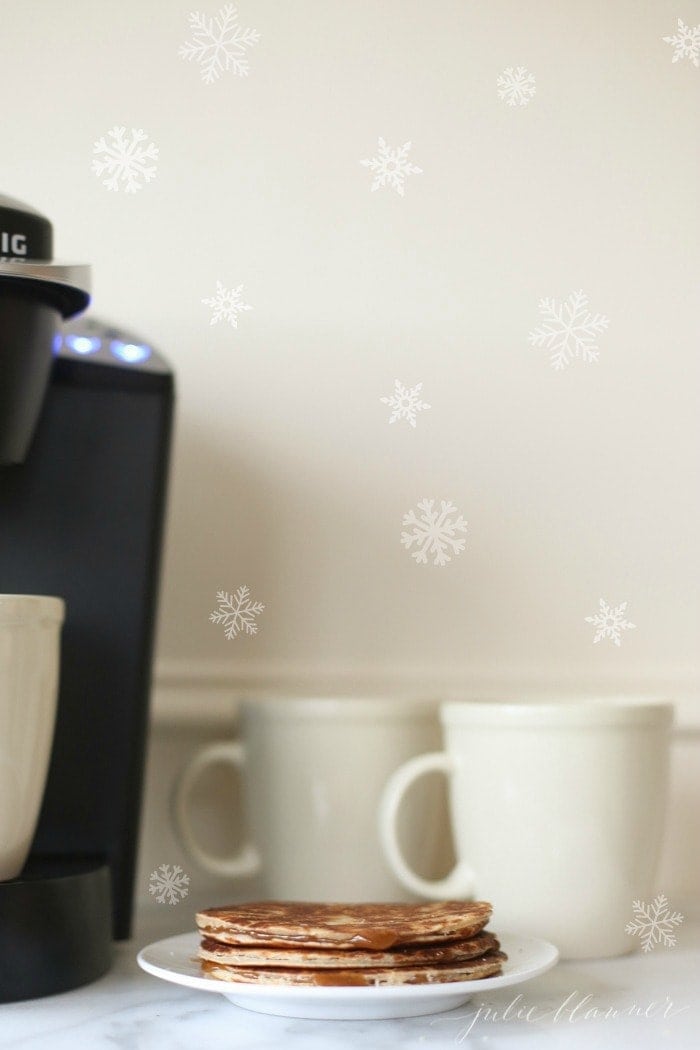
[0,858,112,1002]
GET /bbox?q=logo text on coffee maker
[0,232,27,255]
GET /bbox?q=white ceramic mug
[175,697,448,901]
[0,595,64,881]
[379,698,673,959]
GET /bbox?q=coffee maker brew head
[0,194,90,464]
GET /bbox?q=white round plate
[137,931,559,1020]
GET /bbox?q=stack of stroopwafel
[196,900,506,986]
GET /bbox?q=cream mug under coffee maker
[0,596,64,881]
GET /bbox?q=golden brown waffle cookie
[196,900,493,950]
[200,949,507,986]
[198,930,500,969]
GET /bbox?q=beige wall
[2,0,698,720]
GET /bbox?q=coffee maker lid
[0,193,90,317]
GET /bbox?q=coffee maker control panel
[56,315,170,375]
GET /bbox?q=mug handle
[379,751,476,899]
[174,741,261,878]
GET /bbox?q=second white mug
[175,696,448,901]
[379,698,673,959]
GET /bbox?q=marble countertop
[1,908,697,1049]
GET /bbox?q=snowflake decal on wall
[92,127,158,193]
[626,895,684,952]
[584,599,636,647]
[210,586,265,639]
[148,863,190,905]
[401,499,467,566]
[360,138,422,197]
[202,281,252,327]
[179,4,260,83]
[529,290,610,370]
[380,380,431,427]
[497,66,537,106]
[662,18,700,67]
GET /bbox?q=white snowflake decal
[626,895,684,952]
[202,281,252,327]
[529,290,609,370]
[210,586,265,639]
[497,66,537,106]
[401,499,467,566]
[148,863,190,906]
[92,127,158,194]
[360,138,422,197]
[179,4,260,83]
[584,599,636,647]
[662,18,700,67]
[380,380,431,427]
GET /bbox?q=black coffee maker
[0,194,174,1001]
